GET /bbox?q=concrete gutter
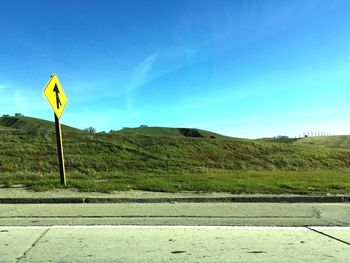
[0,196,349,204]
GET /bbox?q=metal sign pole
[44,73,68,186]
[54,113,66,186]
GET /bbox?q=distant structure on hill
[300,132,331,138]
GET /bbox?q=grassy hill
[0,116,80,132]
[0,124,12,130]
[295,135,350,150]
[0,124,349,193]
[115,126,233,139]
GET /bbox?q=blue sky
[1,0,350,138]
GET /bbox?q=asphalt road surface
[0,203,349,262]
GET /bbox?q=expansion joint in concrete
[307,227,350,246]
[15,228,50,262]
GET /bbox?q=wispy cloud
[125,52,158,116]
[0,85,49,116]
[217,118,350,139]
[188,107,350,128]
[153,45,202,77]
[124,45,202,116]
[183,107,350,139]
[174,60,350,114]
[63,108,124,132]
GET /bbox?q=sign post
[43,74,68,186]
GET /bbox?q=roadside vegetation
[0,116,349,194]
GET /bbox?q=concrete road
[1,226,349,262]
[0,202,349,226]
[1,203,349,262]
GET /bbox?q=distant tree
[84,127,96,133]
[274,135,289,139]
[179,128,204,138]
[139,125,148,128]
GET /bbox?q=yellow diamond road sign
[43,74,67,119]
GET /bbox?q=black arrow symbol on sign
[53,84,62,109]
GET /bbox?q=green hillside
[295,135,350,150]
[0,124,12,130]
[0,127,349,194]
[0,116,80,132]
[116,126,233,139]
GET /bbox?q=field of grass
[295,135,350,150]
[2,169,349,194]
[0,119,349,194]
[0,125,12,130]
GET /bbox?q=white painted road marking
[0,225,311,230]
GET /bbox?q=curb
[0,196,349,204]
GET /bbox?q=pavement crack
[16,228,50,262]
[307,227,350,246]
